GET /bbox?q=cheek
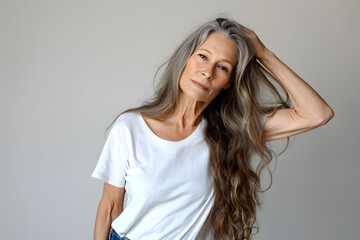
[180,61,198,84]
[214,77,231,89]
[185,57,200,72]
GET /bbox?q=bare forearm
[94,203,123,240]
[259,50,334,121]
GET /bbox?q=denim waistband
[108,228,130,240]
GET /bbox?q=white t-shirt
[91,111,267,240]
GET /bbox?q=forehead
[197,31,238,65]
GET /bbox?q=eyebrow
[198,48,235,66]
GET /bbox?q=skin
[239,25,334,141]
[94,26,334,240]
[142,28,334,142]
[94,183,125,240]
[142,31,239,141]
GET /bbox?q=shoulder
[114,111,138,124]
[110,111,140,134]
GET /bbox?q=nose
[201,66,213,79]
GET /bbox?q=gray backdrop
[1,0,359,239]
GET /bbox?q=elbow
[315,106,335,126]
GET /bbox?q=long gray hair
[107,16,290,240]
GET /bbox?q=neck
[166,91,210,129]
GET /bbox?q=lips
[192,80,208,90]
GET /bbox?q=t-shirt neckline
[135,111,205,147]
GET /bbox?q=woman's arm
[94,183,125,240]
[241,26,334,141]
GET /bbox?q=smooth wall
[0,0,358,239]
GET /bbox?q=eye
[218,65,228,72]
[198,54,207,59]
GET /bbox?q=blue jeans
[108,228,130,240]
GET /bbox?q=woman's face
[179,31,238,103]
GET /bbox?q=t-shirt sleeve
[91,121,129,188]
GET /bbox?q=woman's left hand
[240,25,270,60]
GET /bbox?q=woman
[91,17,334,240]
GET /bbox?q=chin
[180,85,210,102]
